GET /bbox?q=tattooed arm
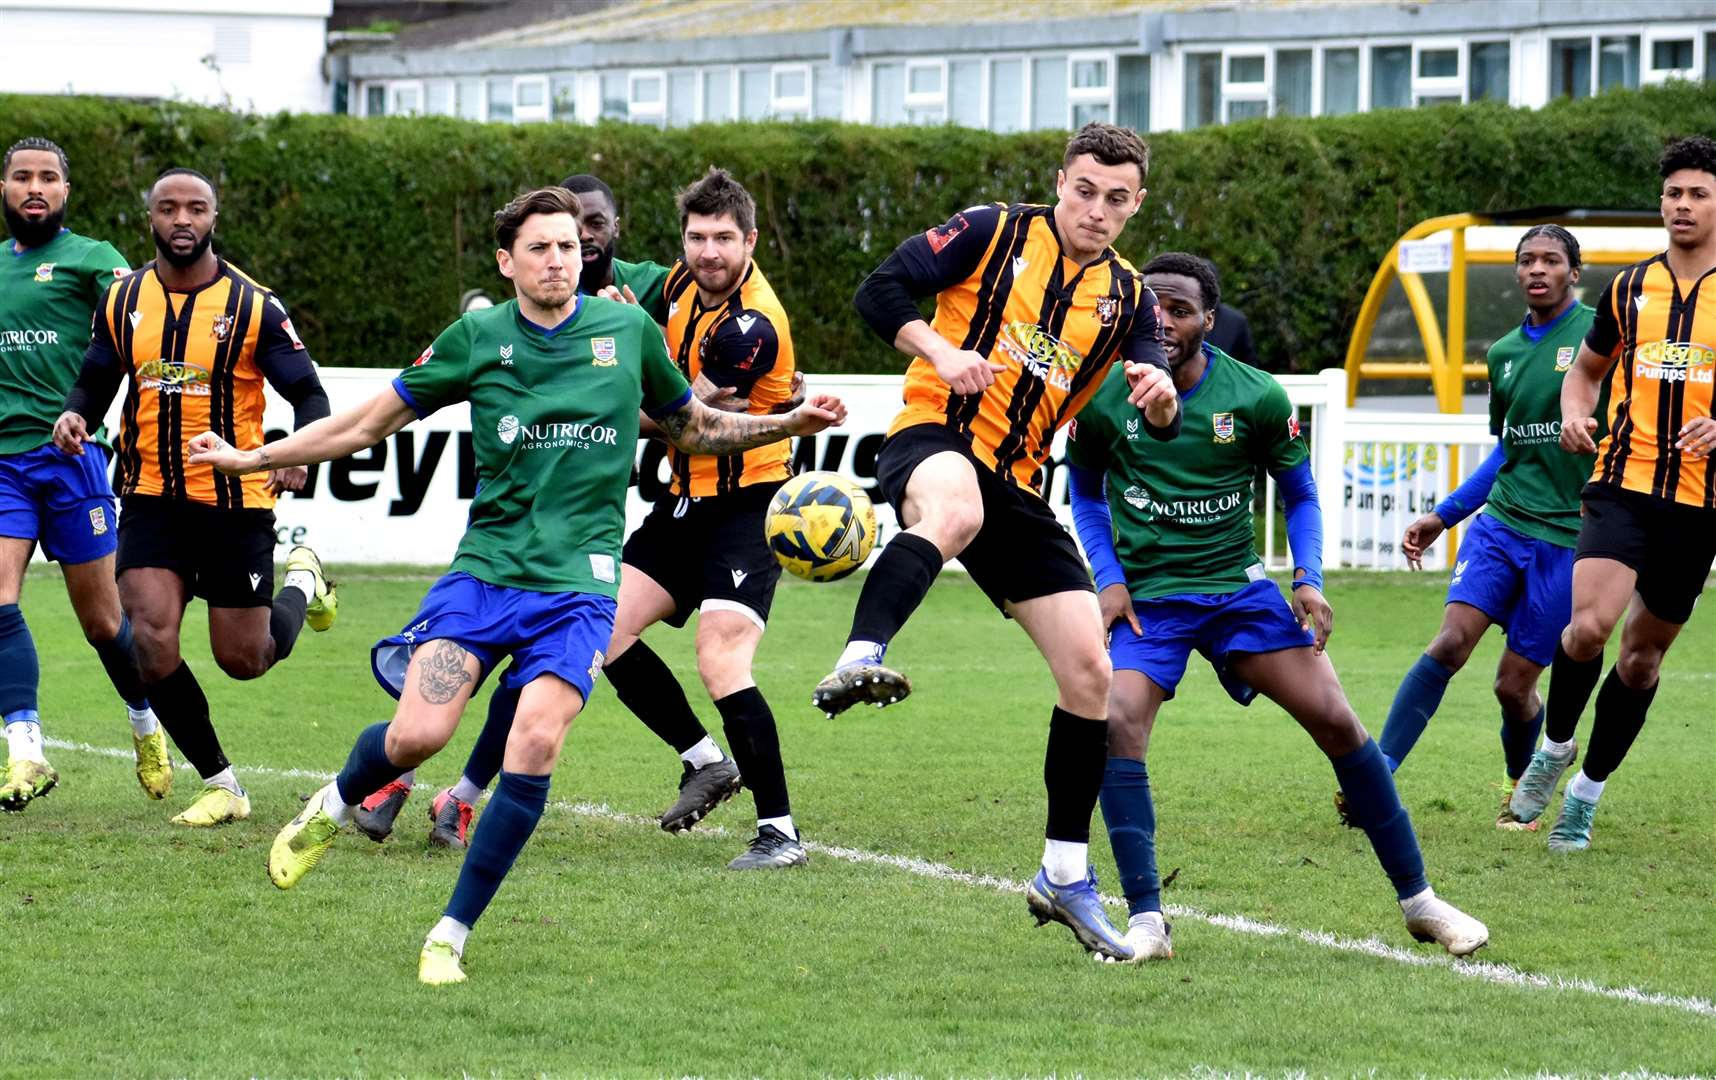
[657,391,846,455]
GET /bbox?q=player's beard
[152,223,214,268]
[579,239,614,294]
[3,200,65,249]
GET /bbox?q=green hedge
[5,85,1711,372]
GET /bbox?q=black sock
[269,587,308,665]
[1545,639,1604,745]
[605,642,708,754]
[848,532,943,648]
[144,661,227,777]
[1582,667,1658,782]
[716,686,789,820]
[1043,706,1109,843]
[91,614,149,710]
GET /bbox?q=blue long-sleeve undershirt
[1432,443,1506,527]
[1274,458,1323,592]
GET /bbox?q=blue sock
[445,770,550,928]
[1501,703,1545,780]
[1098,756,1160,916]
[1330,738,1430,901]
[460,683,519,791]
[0,605,40,720]
[334,722,404,805]
[93,614,149,711]
[1378,654,1454,773]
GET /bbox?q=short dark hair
[4,137,68,178]
[1063,122,1149,185]
[676,167,755,235]
[559,173,616,216]
[1140,252,1221,312]
[1660,135,1716,182]
[494,186,581,251]
[1515,224,1582,270]
[148,167,217,204]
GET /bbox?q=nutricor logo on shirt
[497,414,620,451]
[0,328,58,350]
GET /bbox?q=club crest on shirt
[1555,347,1575,372]
[1096,297,1118,327]
[88,506,107,536]
[33,262,54,283]
[1212,412,1236,444]
[211,313,234,342]
[591,337,617,366]
[923,213,970,255]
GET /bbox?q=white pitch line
[42,737,1716,1021]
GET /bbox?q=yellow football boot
[418,941,467,986]
[268,782,342,889]
[170,784,251,827]
[133,730,174,800]
[0,758,58,811]
[285,545,338,632]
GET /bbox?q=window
[514,76,548,122]
[425,81,453,116]
[1032,56,1067,129]
[1073,58,1107,88]
[1183,51,1220,128]
[599,73,626,120]
[904,61,945,124]
[872,62,905,124]
[1551,38,1592,99]
[1468,41,1509,102]
[456,78,482,120]
[773,64,811,117]
[1228,54,1265,85]
[1709,32,1716,81]
[1227,99,1267,121]
[551,75,577,122]
[389,83,422,116]
[1275,49,1312,116]
[1652,39,1694,72]
[625,71,664,125]
[668,71,695,126]
[703,68,733,121]
[949,59,983,127]
[364,84,385,116]
[991,58,1023,132]
[1116,54,1150,129]
[1598,35,1640,92]
[486,77,513,122]
[739,67,769,119]
[1067,52,1112,127]
[813,63,843,119]
[1417,48,1457,79]
[1370,45,1411,109]
[1323,47,1359,115]
[1222,51,1266,122]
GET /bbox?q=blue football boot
[1026,867,1135,962]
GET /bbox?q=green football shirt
[394,295,690,595]
[610,258,670,325]
[0,229,128,454]
[1067,345,1307,599]
[1481,303,1602,548]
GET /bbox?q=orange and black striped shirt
[662,258,796,498]
[855,202,1171,491]
[1587,253,1716,508]
[84,259,320,510]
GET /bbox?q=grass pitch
[4,564,1713,1078]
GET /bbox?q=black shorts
[876,423,1092,614]
[1575,483,1716,625]
[116,494,278,608]
[622,481,784,628]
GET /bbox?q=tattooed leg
[383,638,485,768]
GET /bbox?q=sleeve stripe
[390,376,429,419]
[646,386,693,421]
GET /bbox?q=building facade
[342,0,1716,132]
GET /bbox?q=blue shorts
[372,571,618,704]
[1446,512,1573,668]
[0,443,118,564]
[1109,578,1315,704]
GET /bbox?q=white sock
[1041,839,1088,886]
[427,916,470,955]
[449,776,485,804]
[3,717,46,764]
[1400,886,1436,911]
[1542,736,1576,757]
[759,814,797,840]
[283,568,316,602]
[320,783,353,825]
[837,639,885,668]
[1566,770,1606,805]
[682,736,724,768]
[1129,910,1166,931]
[200,766,243,797]
[127,705,159,737]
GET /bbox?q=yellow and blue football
[764,470,878,582]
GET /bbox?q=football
[764,470,878,582]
